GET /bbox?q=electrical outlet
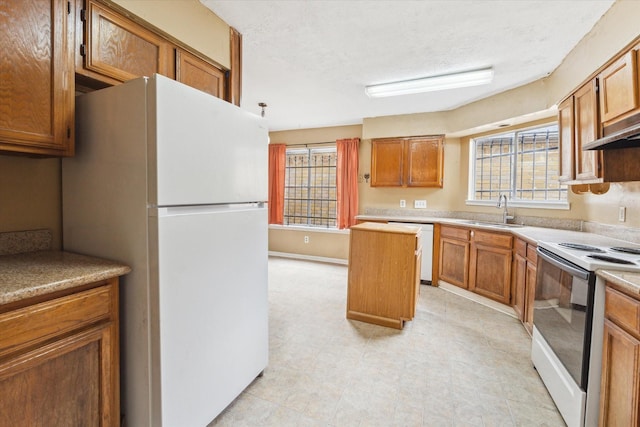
[619,206,626,222]
[400,199,406,208]
[414,200,427,209]
[304,235,309,243]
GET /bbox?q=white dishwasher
[388,222,434,284]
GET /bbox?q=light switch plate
[414,200,427,209]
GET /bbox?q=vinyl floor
[208,257,565,426]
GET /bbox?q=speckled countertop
[0,250,131,306]
[597,270,640,299]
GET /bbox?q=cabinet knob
[470,230,474,237]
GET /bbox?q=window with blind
[469,124,567,205]
[284,147,337,228]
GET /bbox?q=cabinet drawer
[441,225,469,241]
[472,230,512,249]
[526,244,538,264]
[514,239,527,257]
[605,286,640,339]
[0,285,114,357]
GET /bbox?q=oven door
[534,247,596,390]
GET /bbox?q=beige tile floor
[209,257,566,426]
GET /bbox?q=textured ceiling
[201,0,615,131]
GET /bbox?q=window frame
[283,145,338,229]
[466,122,570,210]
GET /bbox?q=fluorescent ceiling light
[365,67,494,98]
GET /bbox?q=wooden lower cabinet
[438,225,470,289]
[599,285,640,426]
[512,238,537,333]
[347,222,421,329]
[0,279,120,426]
[469,230,512,304]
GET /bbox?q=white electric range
[533,237,640,426]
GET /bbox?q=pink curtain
[336,138,360,229]
[268,144,286,224]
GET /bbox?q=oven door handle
[536,247,590,280]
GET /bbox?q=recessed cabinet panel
[574,80,602,181]
[0,0,74,156]
[407,137,444,187]
[176,49,225,98]
[558,97,575,182]
[371,139,405,186]
[599,50,639,126]
[82,0,172,84]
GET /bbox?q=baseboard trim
[268,251,348,266]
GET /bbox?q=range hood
[584,116,640,150]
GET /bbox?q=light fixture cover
[365,68,494,98]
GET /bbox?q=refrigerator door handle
[155,203,266,217]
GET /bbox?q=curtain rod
[287,141,335,148]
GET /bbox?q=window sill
[465,199,570,210]
[268,224,350,234]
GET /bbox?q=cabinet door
[599,319,640,427]
[0,323,118,427]
[599,50,639,126]
[574,80,602,181]
[176,49,226,98]
[439,237,469,289]
[557,97,575,182]
[371,139,404,186]
[406,136,444,187]
[512,252,527,321]
[524,261,537,334]
[469,242,512,304]
[0,0,74,156]
[80,0,172,84]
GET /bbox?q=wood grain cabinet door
[557,97,575,182]
[176,49,226,98]
[0,322,118,427]
[573,79,602,182]
[407,136,444,187]
[439,239,469,289]
[599,50,639,126]
[0,0,74,156]
[599,319,640,427]
[81,0,172,84]
[371,139,404,186]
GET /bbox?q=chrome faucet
[497,194,514,224]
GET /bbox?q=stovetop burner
[558,243,606,253]
[611,247,640,255]
[587,254,637,265]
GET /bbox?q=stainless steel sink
[456,220,525,229]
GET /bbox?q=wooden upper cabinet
[557,97,575,182]
[0,0,74,156]
[407,137,444,187]
[176,49,226,98]
[370,139,405,186]
[77,0,173,85]
[371,136,444,187]
[599,50,639,127]
[574,79,602,182]
[558,79,603,184]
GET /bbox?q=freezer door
[153,204,268,426]
[148,75,269,206]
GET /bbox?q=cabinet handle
[470,230,474,238]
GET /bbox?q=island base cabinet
[347,223,421,329]
[0,279,120,427]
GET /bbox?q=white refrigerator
[62,74,269,427]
